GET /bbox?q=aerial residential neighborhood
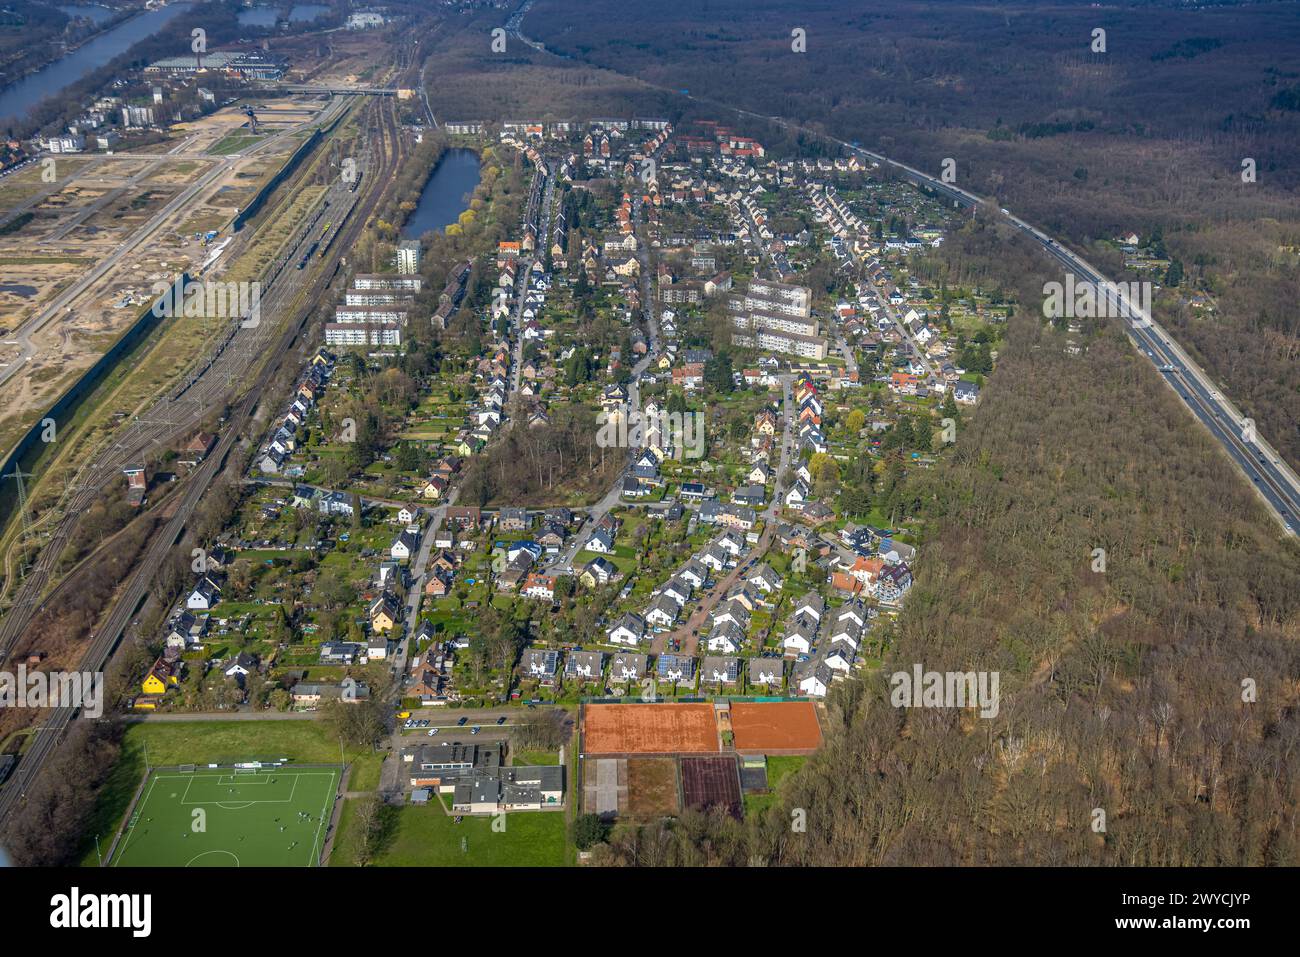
[0,2,1294,921]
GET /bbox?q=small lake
[0,2,193,127]
[237,7,279,27]
[238,4,328,26]
[289,4,329,22]
[402,149,482,239]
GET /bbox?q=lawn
[742,755,807,817]
[765,754,807,788]
[332,798,571,867]
[512,749,559,766]
[210,132,265,155]
[110,766,339,867]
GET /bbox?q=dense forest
[593,214,1300,867]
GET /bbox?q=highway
[508,0,1300,534]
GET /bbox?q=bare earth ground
[0,98,327,458]
[626,757,679,818]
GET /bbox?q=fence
[582,695,811,705]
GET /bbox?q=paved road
[124,709,315,722]
[548,190,662,576]
[650,375,794,657]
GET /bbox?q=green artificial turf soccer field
[111,766,341,867]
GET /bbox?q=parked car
[496,716,506,725]
[470,726,481,735]
[457,716,468,726]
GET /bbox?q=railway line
[0,95,404,825]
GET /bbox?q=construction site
[0,96,334,460]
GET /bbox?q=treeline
[0,720,125,866]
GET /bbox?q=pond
[401,149,481,240]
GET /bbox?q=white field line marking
[113,774,163,866]
[307,771,337,868]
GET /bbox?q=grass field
[111,766,340,867]
[330,797,571,867]
[210,133,264,155]
[741,755,807,816]
[79,721,384,867]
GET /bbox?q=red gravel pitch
[681,755,741,817]
[730,701,822,752]
[584,703,719,755]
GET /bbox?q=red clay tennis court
[583,703,719,754]
[730,701,822,752]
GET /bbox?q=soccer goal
[177,764,197,773]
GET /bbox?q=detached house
[186,574,223,611]
[794,658,834,697]
[580,556,621,588]
[608,612,646,646]
[656,653,696,684]
[369,593,402,634]
[645,593,682,629]
[610,652,649,683]
[585,527,615,554]
[498,507,530,532]
[391,529,420,561]
[522,573,557,602]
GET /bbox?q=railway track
[0,95,404,827]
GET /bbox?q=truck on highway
[0,753,16,787]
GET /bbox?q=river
[0,2,193,128]
[402,149,482,239]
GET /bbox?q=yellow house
[369,594,401,634]
[141,657,181,695]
